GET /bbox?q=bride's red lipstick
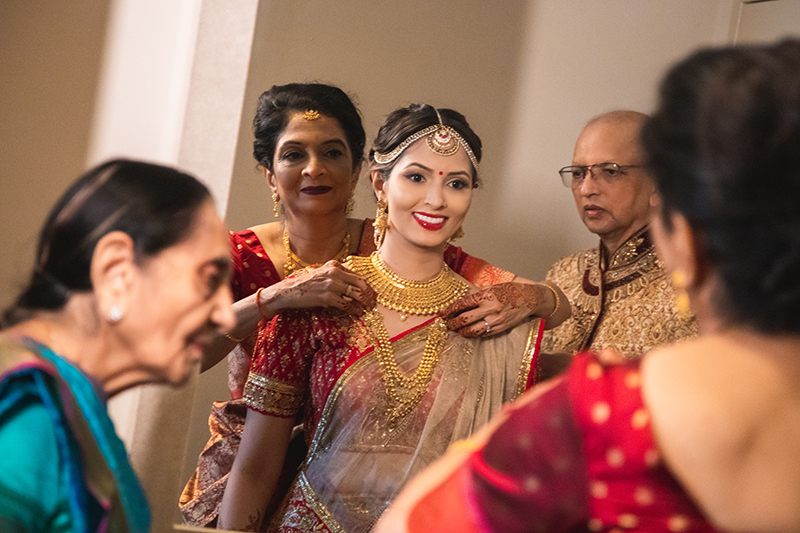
[413,212,447,231]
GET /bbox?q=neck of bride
[378,231,447,281]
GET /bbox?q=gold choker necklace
[283,227,350,277]
[347,252,468,423]
[347,252,468,320]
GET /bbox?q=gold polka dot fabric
[571,353,717,531]
[445,353,720,532]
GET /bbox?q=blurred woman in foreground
[0,160,235,533]
[378,39,800,533]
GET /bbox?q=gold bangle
[225,331,244,343]
[255,286,268,318]
[541,283,560,320]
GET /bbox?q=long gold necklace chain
[363,311,448,424]
[347,252,468,423]
[348,252,469,320]
[283,227,350,277]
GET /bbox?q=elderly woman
[377,39,800,533]
[0,160,235,533]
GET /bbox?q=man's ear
[90,231,136,323]
[371,169,387,203]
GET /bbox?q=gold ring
[345,285,353,297]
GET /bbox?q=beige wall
[226,0,738,281]
[0,0,110,311]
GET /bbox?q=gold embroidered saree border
[243,373,304,417]
[296,472,347,533]
[515,318,543,397]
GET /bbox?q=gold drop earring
[449,226,465,242]
[671,270,691,316]
[373,200,388,249]
[272,192,280,218]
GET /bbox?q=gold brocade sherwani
[541,226,698,358]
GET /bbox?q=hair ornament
[373,108,479,170]
[302,109,320,121]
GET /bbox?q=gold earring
[346,190,355,216]
[671,270,691,316]
[450,226,465,242]
[373,200,388,249]
[272,192,280,218]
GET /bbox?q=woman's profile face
[267,113,359,220]
[121,201,235,386]
[376,138,474,252]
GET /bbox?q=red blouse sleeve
[443,245,516,287]
[229,229,281,300]
[243,311,317,418]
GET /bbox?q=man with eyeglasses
[541,110,697,359]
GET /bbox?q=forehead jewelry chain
[283,227,350,277]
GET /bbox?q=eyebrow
[404,163,471,177]
[208,256,233,277]
[280,138,347,149]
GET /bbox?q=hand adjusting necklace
[348,252,469,423]
[282,227,350,277]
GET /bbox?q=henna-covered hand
[442,281,568,338]
[442,282,542,338]
[267,260,377,317]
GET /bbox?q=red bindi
[439,171,443,175]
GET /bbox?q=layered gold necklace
[348,252,468,423]
[282,227,350,277]
[349,252,469,320]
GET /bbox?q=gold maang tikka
[372,108,479,170]
[303,109,320,121]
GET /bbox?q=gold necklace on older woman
[348,252,469,423]
[282,227,350,277]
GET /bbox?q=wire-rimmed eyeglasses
[558,163,643,188]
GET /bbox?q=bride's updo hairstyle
[641,39,800,333]
[369,104,483,186]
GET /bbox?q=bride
[218,104,567,532]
